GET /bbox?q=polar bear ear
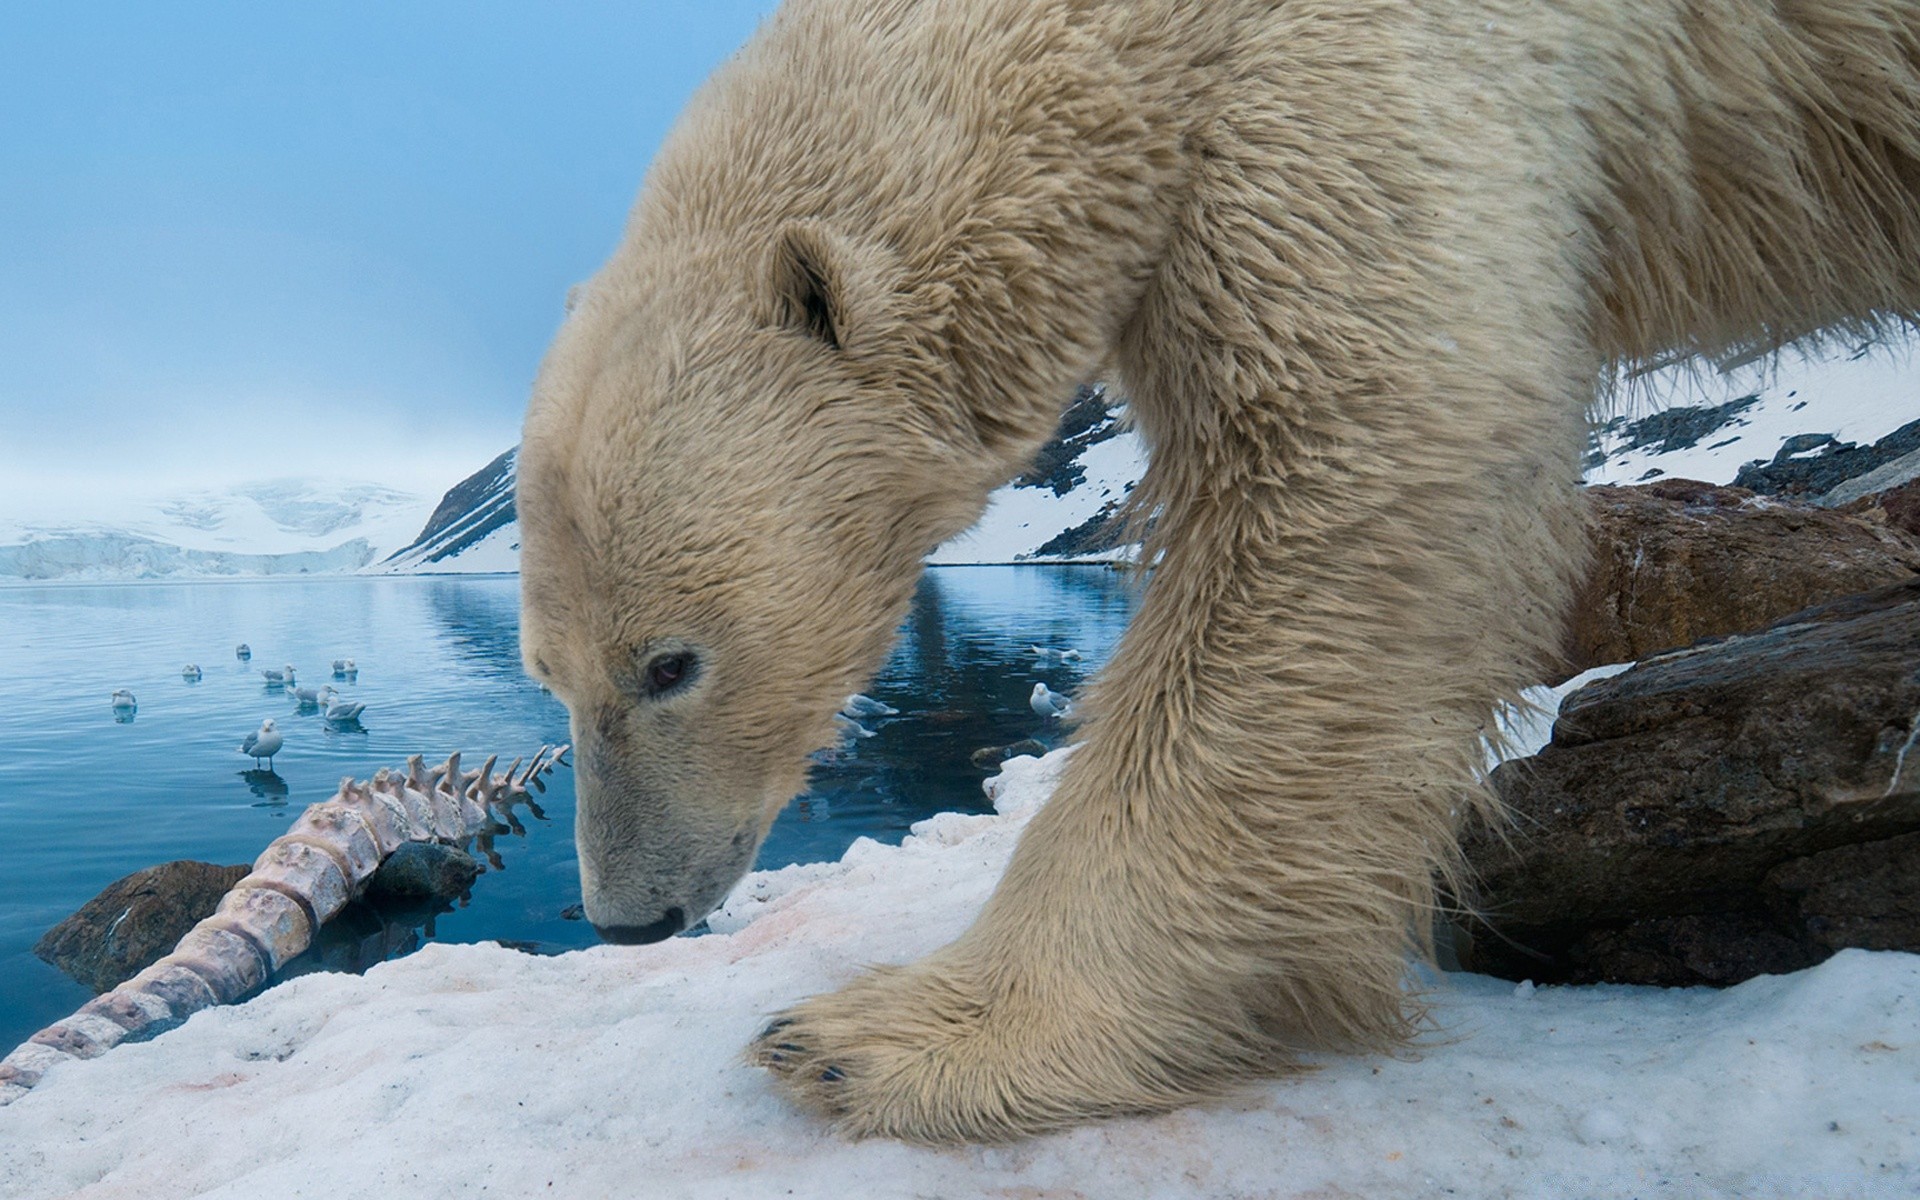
[769,221,852,351]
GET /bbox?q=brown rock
[1559,480,1920,683]
[1462,579,1920,986]
[1881,477,1920,539]
[35,861,249,993]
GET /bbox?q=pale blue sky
[0,1,778,511]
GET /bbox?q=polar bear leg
[754,101,1601,1141]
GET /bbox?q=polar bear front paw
[751,956,1204,1143]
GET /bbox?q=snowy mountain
[374,448,520,575]
[60,342,1899,583]
[0,480,437,583]
[400,343,1919,575]
[384,385,1152,576]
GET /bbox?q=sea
[0,566,1138,1054]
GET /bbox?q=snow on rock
[0,480,436,583]
[929,427,1148,564]
[1586,341,1920,487]
[2,747,1914,1199]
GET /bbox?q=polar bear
[516,0,1920,1142]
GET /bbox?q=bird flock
[122,640,1085,775]
[108,643,377,777]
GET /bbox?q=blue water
[0,567,1137,1054]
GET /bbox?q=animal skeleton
[0,745,568,1105]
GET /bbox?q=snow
[3,747,1915,1199]
[1488,661,1636,768]
[1586,341,1920,487]
[389,520,521,575]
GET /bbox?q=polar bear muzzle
[571,735,768,943]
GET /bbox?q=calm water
[0,567,1137,1053]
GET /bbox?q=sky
[0,0,779,515]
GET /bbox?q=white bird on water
[181,665,202,682]
[110,689,137,712]
[318,686,365,723]
[262,665,295,687]
[235,643,251,661]
[833,713,877,742]
[332,659,358,680]
[240,719,283,769]
[840,693,898,719]
[1030,682,1072,722]
[289,682,323,707]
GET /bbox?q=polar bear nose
[593,906,686,945]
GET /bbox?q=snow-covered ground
[0,480,437,583]
[3,746,1914,1198]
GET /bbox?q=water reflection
[424,577,525,675]
[239,769,289,804]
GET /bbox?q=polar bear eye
[643,651,696,697]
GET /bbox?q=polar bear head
[517,218,1001,944]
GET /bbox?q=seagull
[262,665,295,686]
[318,686,365,723]
[1030,682,1072,722]
[239,719,283,769]
[1058,648,1083,662]
[833,713,877,741]
[288,682,323,707]
[235,643,251,661]
[110,689,137,711]
[181,664,202,681]
[331,658,358,679]
[840,693,898,719]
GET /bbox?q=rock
[969,738,1050,769]
[1463,578,1920,986]
[35,861,249,993]
[1817,445,1920,509]
[1731,416,1920,499]
[1838,475,1920,540]
[1560,480,1920,680]
[364,841,480,900]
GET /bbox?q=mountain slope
[375,448,519,574]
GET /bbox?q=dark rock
[1733,416,1920,498]
[35,861,250,993]
[1463,579,1920,986]
[276,900,424,979]
[1011,385,1123,497]
[1767,833,1920,954]
[969,738,1050,770]
[1027,497,1142,560]
[364,841,480,900]
[382,447,517,568]
[1561,480,1920,681]
[1585,393,1762,470]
